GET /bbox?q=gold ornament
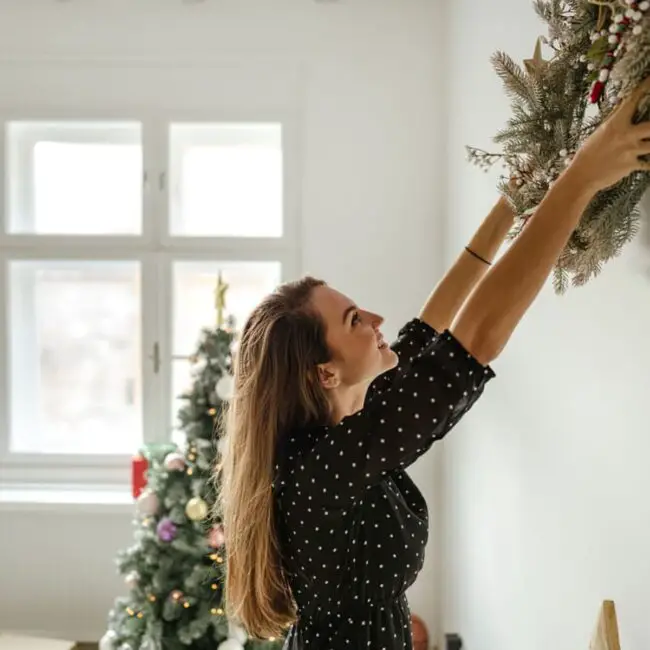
[523,37,548,76]
[148,594,156,603]
[136,612,144,619]
[185,496,209,521]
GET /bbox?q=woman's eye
[351,311,361,326]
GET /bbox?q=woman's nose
[366,311,384,327]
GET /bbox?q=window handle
[149,342,161,374]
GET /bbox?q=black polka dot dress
[273,319,495,649]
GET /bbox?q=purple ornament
[156,517,177,542]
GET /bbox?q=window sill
[0,482,134,514]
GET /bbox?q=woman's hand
[570,76,650,194]
[451,76,650,365]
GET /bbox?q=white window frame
[0,106,301,493]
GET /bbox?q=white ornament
[136,490,159,516]
[608,34,619,44]
[599,69,610,82]
[217,640,245,650]
[640,0,650,10]
[216,374,234,400]
[99,630,118,650]
[559,149,568,158]
[634,24,643,35]
[615,12,624,22]
[164,452,186,471]
[124,570,140,589]
[228,622,248,644]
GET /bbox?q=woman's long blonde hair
[216,276,333,640]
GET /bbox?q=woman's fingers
[621,75,650,117]
[631,120,650,140]
[637,139,650,155]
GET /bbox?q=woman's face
[310,284,398,389]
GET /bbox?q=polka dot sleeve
[303,330,495,505]
[366,318,439,401]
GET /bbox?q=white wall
[0,0,446,643]
[442,2,650,650]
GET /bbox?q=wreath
[467,0,650,293]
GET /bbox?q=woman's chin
[381,347,399,369]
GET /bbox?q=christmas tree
[100,275,284,650]
[467,0,650,293]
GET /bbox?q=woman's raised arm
[451,78,650,365]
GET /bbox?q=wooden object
[410,614,429,650]
[589,601,621,650]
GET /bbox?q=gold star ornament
[524,37,548,75]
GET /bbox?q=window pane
[6,121,142,235]
[171,261,281,440]
[169,123,282,237]
[8,261,142,454]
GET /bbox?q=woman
[217,78,650,650]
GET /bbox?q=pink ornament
[208,525,225,547]
[164,452,186,472]
[136,490,159,516]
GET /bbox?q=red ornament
[131,454,149,499]
[590,80,605,104]
[410,614,428,650]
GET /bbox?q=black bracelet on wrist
[465,246,492,266]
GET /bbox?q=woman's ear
[317,363,340,390]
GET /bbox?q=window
[0,117,298,487]
[169,123,283,237]
[170,260,282,445]
[6,121,143,235]
[8,260,142,455]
